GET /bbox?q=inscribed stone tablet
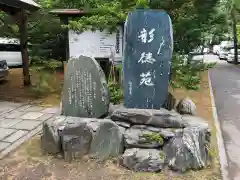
[123,9,173,109]
[62,55,109,117]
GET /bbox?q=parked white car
[220,41,234,48]
[0,37,22,67]
[213,45,220,55]
[227,49,240,63]
[219,47,231,60]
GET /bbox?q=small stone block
[23,106,45,112]
[4,111,25,119]
[12,120,42,130]
[21,112,44,120]
[0,128,16,140]
[0,141,11,151]
[41,107,60,114]
[4,130,28,143]
[17,105,32,111]
[37,113,54,121]
[0,119,23,128]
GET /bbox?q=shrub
[30,67,57,97]
[170,53,216,90]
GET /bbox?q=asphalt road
[209,56,240,180]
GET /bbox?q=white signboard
[68,27,123,61]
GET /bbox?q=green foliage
[142,132,164,145]
[108,82,123,104]
[31,58,63,71]
[30,68,55,97]
[206,144,217,158]
[159,151,165,160]
[170,54,216,90]
[0,9,65,61]
[39,0,225,53]
[237,24,240,44]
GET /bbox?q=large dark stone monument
[123,9,173,109]
[62,55,109,118]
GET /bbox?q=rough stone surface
[62,55,109,118]
[121,148,165,172]
[163,126,211,172]
[41,116,67,154]
[115,121,131,128]
[182,115,209,129]
[111,108,184,128]
[89,119,124,159]
[60,117,124,160]
[163,92,177,110]
[108,103,124,116]
[176,98,197,115]
[124,125,175,148]
[62,117,94,161]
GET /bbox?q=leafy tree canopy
[0,0,228,55]
[37,0,226,53]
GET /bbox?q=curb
[208,71,229,180]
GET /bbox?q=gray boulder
[176,98,197,115]
[108,103,124,116]
[182,115,209,129]
[41,116,67,154]
[61,117,123,160]
[62,55,109,118]
[111,108,184,128]
[124,125,175,148]
[121,148,165,172]
[62,117,95,161]
[163,126,211,172]
[89,119,124,159]
[115,121,131,128]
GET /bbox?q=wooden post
[17,11,31,86]
[60,16,69,63]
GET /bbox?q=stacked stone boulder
[41,53,211,173]
[41,103,211,173]
[41,116,123,161]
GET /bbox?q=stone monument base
[41,105,211,173]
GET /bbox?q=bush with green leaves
[170,53,216,90]
[31,58,63,71]
[108,82,123,104]
[107,63,123,104]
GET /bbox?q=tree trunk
[17,11,31,86]
[232,6,238,64]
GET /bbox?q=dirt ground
[0,68,63,106]
[0,69,221,180]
